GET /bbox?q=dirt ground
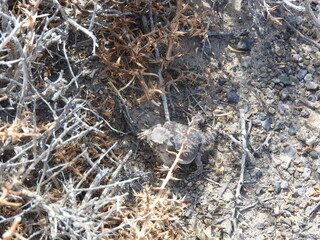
[124,1,320,239]
[0,0,319,239]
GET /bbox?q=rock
[289,75,299,84]
[302,167,312,180]
[304,73,313,82]
[255,187,264,195]
[310,151,319,159]
[263,117,272,131]
[268,107,276,114]
[297,187,307,196]
[266,88,274,98]
[291,53,302,62]
[283,145,297,158]
[255,223,265,230]
[260,66,268,73]
[227,91,239,104]
[288,123,297,135]
[303,59,310,66]
[254,169,263,178]
[296,69,307,80]
[305,81,318,90]
[281,181,289,189]
[275,122,285,131]
[274,206,280,215]
[280,88,290,100]
[242,56,252,68]
[281,217,292,226]
[278,74,291,85]
[257,112,267,120]
[300,109,310,118]
[237,38,253,51]
[287,167,296,175]
[273,181,281,194]
[306,136,318,146]
[274,43,285,57]
[307,65,316,74]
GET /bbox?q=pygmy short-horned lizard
[138,117,218,175]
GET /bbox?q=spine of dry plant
[2,216,21,240]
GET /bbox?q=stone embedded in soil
[287,167,296,175]
[281,181,289,189]
[275,122,285,131]
[304,74,313,82]
[242,56,252,68]
[306,136,318,146]
[236,38,253,51]
[296,69,308,80]
[254,169,263,178]
[297,187,307,197]
[280,88,290,100]
[302,167,312,180]
[288,123,297,135]
[263,117,272,131]
[291,53,302,62]
[300,109,310,118]
[255,223,265,230]
[305,81,319,90]
[283,145,297,158]
[276,74,291,85]
[307,65,316,74]
[272,181,281,194]
[226,91,239,104]
[310,151,319,159]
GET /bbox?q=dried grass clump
[117,186,186,240]
[97,0,209,105]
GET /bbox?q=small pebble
[288,123,297,136]
[297,187,307,196]
[305,81,319,90]
[260,66,268,73]
[237,38,253,51]
[281,181,289,189]
[226,91,239,104]
[302,167,312,180]
[291,53,301,62]
[274,206,280,215]
[287,167,296,175]
[281,217,292,226]
[266,88,274,98]
[268,107,276,114]
[257,112,267,121]
[278,74,291,85]
[255,223,265,230]
[310,151,319,159]
[307,65,315,74]
[300,109,310,118]
[242,56,252,68]
[273,181,281,194]
[304,73,314,82]
[280,88,290,100]
[263,117,272,131]
[296,69,307,80]
[306,136,318,146]
[275,122,285,131]
[255,187,264,195]
[254,169,263,178]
